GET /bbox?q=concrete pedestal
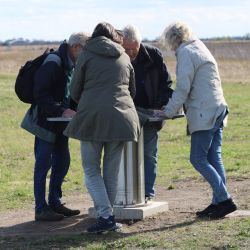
[88,201,169,220]
[87,125,170,220]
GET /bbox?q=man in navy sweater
[23,32,89,221]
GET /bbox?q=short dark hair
[91,22,123,44]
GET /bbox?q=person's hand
[62,109,76,118]
[153,109,169,118]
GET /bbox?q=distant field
[1,40,250,83]
[158,40,250,84]
[0,44,59,75]
[0,41,250,249]
[0,40,249,210]
[0,39,249,210]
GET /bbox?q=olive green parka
[64,36,140,142]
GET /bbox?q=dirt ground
[0,178,250,237]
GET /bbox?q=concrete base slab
[88,201,169,220]
[227,210,250,217]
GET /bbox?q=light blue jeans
[190,109,230,204]
[144,125,159,197]
[80,141,124,218]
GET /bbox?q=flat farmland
[1,40,250,84]
[0,41,250,250]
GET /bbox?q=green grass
[1,74,250,249]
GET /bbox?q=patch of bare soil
[0,178,249,237]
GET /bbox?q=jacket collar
[58,42,72,70]
[176,39,197,56]
[134,43,154,67]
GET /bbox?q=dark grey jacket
[133,43,173,129]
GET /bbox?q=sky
[0,0,250,41]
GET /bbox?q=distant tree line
[1,34,250,46]
[144,33,250,43]
[202,33,250,41]
[0,38,61,46]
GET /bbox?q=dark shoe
[145,195,154,204]
[50,204,80,217]
[208,198,237,219]
[35,207,64,221]
[196,204,217,217]
[87,215,122,233]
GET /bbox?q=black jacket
[133,43,173,129]
[33,43,76,134]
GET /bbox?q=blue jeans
[34,134,70,212]
[80,141,124,218]
[144,124,158,197]
[190,110,230,204]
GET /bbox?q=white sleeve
[164,50,195,117]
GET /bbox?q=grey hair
[68,32,90,47]
[161,22,193,51]
[122,25,142,43]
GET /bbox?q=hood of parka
[85,36,125,58]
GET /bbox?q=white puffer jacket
[164,39,228,134]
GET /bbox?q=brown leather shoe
[50,204,80,217]
[35,207,64,221]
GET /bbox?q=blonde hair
[161,21,193,51]
[68,32,90,47]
